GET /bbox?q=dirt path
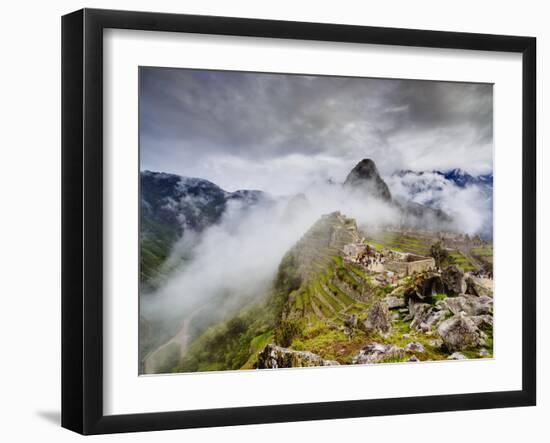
[143,307,204,374]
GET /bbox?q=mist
[386,171,493,237]
[139,68,494,369]
[140,172,483,336]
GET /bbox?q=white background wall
[0,0,546,441]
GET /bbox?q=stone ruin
[384,252,436,277]
[342,241,435,277]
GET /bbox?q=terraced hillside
[291,212,361,278]
[175,211,366,372]
[365,229,492,273]
[170,212,493,374]
[365,230,433,255]
[471,246,493,267]
[280,256,389,364]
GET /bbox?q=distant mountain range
[140,171,267,287]
[140,161,495,373]
[390,168,493,206]
[141,170,266,235]
[140,160,492,287]
[393,168,493,191]
[343,159,451,224]
[389,168,493,240]
[439,168,493,188]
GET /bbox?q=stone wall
[385,256,435,276]
[384,261,409,275]
[405,257,435,274]
[343,243,366,259]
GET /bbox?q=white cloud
[140,68,493,194]
[386,172,492,237]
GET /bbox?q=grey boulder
[257,344,340,369]
[437,312,482,351]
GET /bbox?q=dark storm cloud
[383,81,493,141]
[139,67,493,193]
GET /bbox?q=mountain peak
[344,159,392,201]
[439,168,493,188]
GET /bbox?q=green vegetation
[471,245,494,268]
[381,316,449,362]
[331,255,343,266]
[430,241,451,269]
[364,241,385,252]
[140,238,170,285]
[365,231,431,256]
[155,343,181,374]
[292,325,366,363]
[177,250,302,372]
[177,247,380,371]
[173,223,493,373]
[365,231,488,274]
[139,216,178,287]
[448,251,475,271]
[471,246,493,259]
[241,331,274,369]
[177,306,275,372]
[432,293,448,303]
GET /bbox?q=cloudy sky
[140,67,493,195]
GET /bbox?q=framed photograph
[61,8,536,435]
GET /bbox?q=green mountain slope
[174,211,494,373]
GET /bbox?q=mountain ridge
[140,160,459,288]
[393,168,493,188]
[343,159,452,226]
[173,208,493,373]
[140,170,269,288]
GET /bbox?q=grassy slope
[176,226,493,373]
[365,231,431,256]
[286,258,456,364]
[140,216,177,287]
[448,251,475,271]
[471,246,494,266]
[177,251,454,372]
[365,230,492,272]
[176,252,301,372]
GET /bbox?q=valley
[139,159,494,374]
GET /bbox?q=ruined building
[343,242,435,277]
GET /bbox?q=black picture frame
[61,8,537,435]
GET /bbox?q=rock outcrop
[405,342,426,353]
[404,271,445,303]
[343,159,451,227]
[384,295,406,309]
[441,265,466,295]
[471,314,493,329]
[408,301,447,332]
[466,276,493,297]
[363,301,392,335]
[257,344,340,369]
[169,188,492,374]
[448,352,467,360]
[343,159,392,201]
[437,312,482,351]
[440,294,493,317]
[352,342,405,364]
